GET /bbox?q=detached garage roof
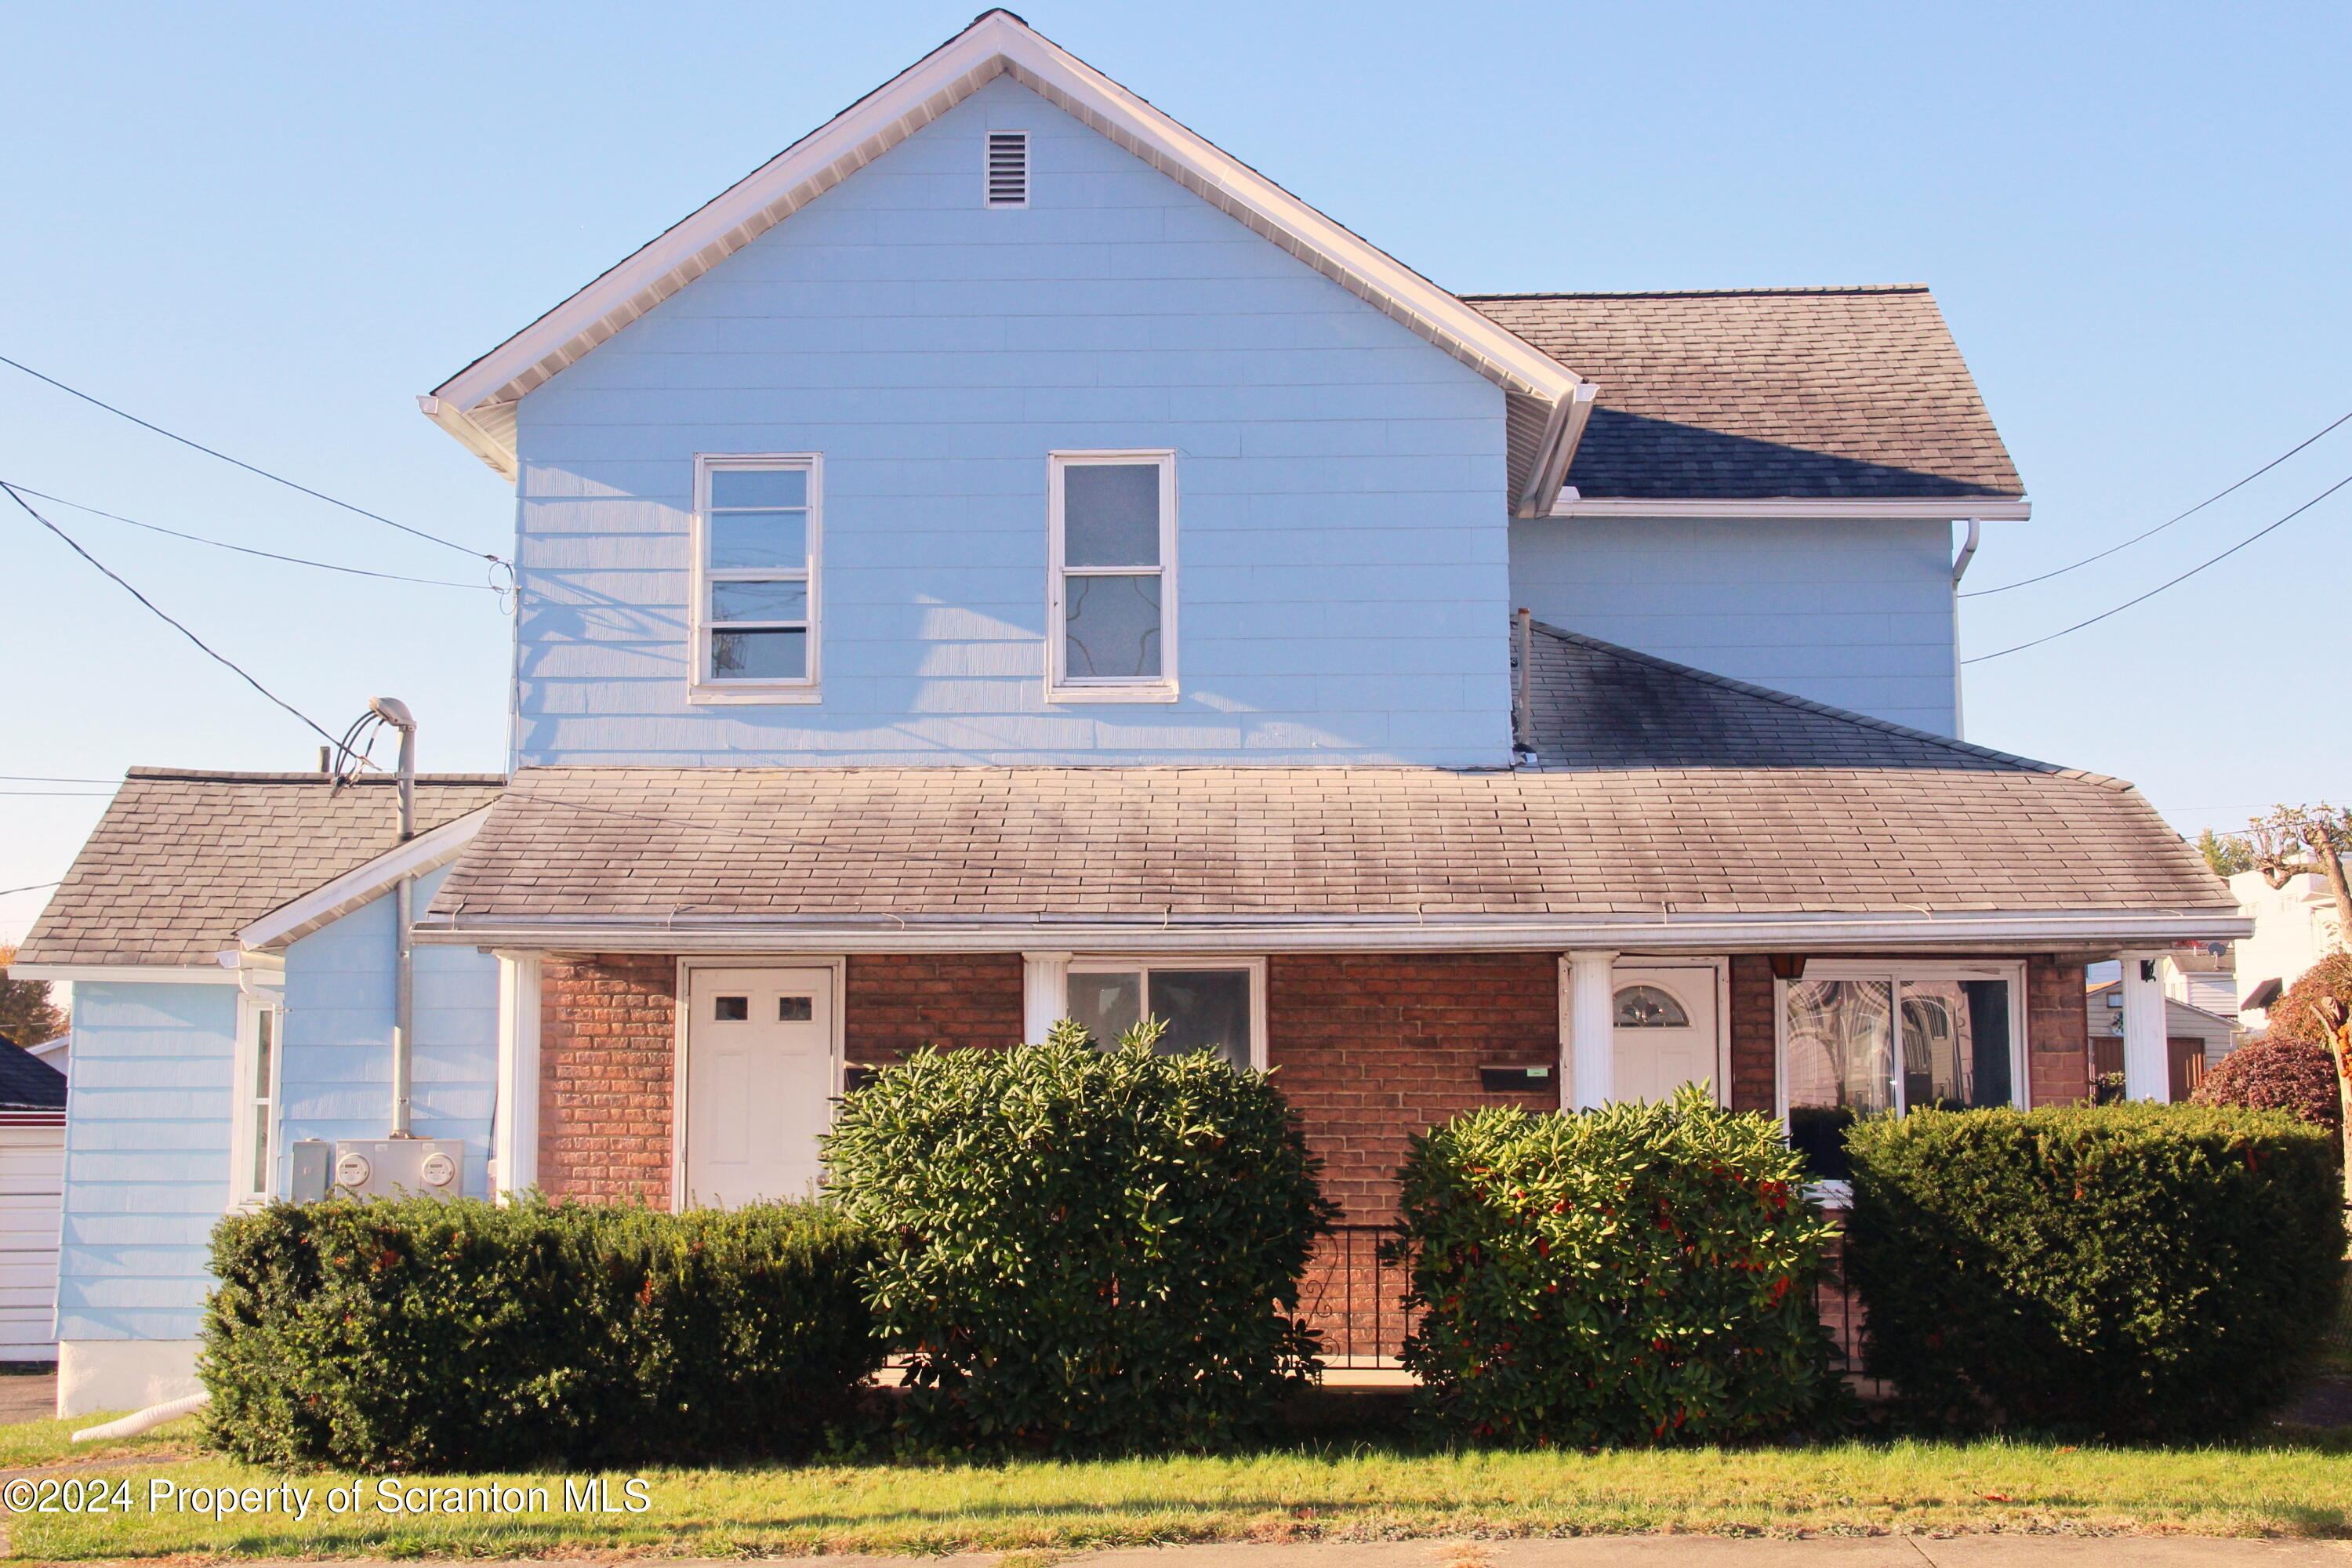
[18,770,505,968]
[1464,286,2024,502]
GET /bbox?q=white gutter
[419,909,2251,956]
[1548,497,2032,521]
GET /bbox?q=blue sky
[5,0,2347,942]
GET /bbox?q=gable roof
[422,9,1585,507]
[0,1043,67,1112]
[17,770,506,969]
[1464,287,2024,503]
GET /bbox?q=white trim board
[1546,496,2032,521]
[419,10,1583,481]
[422,909,2252,956]
[235,806,494,953]
[7,964,245,985]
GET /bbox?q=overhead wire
[1962,405,2352,597]
[3,483,502,591]
[0,353,503,565]
[1963,470,2352,664]
[0,881,62,897]
[1,480,346,749]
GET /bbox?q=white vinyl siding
[691,455,822,703]
[1047,451,1177,702]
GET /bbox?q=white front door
[682,966,837,1208]
[1610,967,1719,1103]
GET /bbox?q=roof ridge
[122,768,509,784]
[1525,622,2136,792]
[1461,285,1933,301]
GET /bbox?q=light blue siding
[1509,517,1962,735]
[280,863,499,1196]
[56,983,236,1341]
[512,76,1512,768]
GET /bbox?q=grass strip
[12,1434,2352,1560]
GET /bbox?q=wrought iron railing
[1298,1223,1416,1367]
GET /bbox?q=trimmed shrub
[1396,1086,1840,1447]
[202,1196,878,1472]
[1845,1104,2346,1439]
[822,1021,1333,1454]
[2194,1037,2343,1142]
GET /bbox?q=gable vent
[985,131,1029,208]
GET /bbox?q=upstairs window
[985,131,1029,207]
[693,456,820,702]
[1047,451,1177,702]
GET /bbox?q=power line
[1964,470,2352,665]
[0,881,60,898]
[0,354,503,564]
[1,481,345,749]
[5,483,500,592]
[1962,406,2352,597]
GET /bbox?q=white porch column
[492,950,543,1198]
[1563,950,1618,1110]
[2116,950,2170,1102]
[1022,952,1072,1044]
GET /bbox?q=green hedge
[1845,1104,2347,1438]
[822,1021,1334,1454]
[1396,1087,1840,1446]
[201,1196,878,1472]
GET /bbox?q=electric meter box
[321,1138,466,1200]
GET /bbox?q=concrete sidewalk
[238,1541,2352,1568]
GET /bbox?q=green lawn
[10,1428,2352,1560]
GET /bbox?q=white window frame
[1047,449,1179,703]
[1771,958,2031,1123]
[1058,955,1267,1069]
[229,990,285,1210]
[689,453,822,705]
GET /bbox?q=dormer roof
[420,10,1587,506]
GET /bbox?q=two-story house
[17,11,2242,1417]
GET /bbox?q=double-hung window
[1048,451,1177,702]
[692,455,820,702]
[230,995,282,1207]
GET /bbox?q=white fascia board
[235,807,492,953]
[8,964,244,985]
[1548,496,2034,521]
[416,909,2251,955]
[421,12,1581,473]
[1515,382,1599,521]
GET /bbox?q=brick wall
[539,953,676,1203]
[844,953,1024,1064]
[1726,956,1777,1113]
[2025,955,2091,1105]
[1266,953,1559,1221]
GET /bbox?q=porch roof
[424,633,2228,949]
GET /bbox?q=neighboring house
[25,1036,69,1080]
[2161,942,2238,1018]
[2230,869,2341,1031]
[15,12,2243,1414]
[2086,978,2237,1099]
[0,1040,68,1363]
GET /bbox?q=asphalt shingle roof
[425,634,2220,927]
[1464,286,2024,501]
[18,771,506,967]
[0,1043,66,1111]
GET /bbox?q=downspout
[1949,519,1980,739]
[371,698,419,1137]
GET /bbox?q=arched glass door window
[1613,984,1690,1028]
